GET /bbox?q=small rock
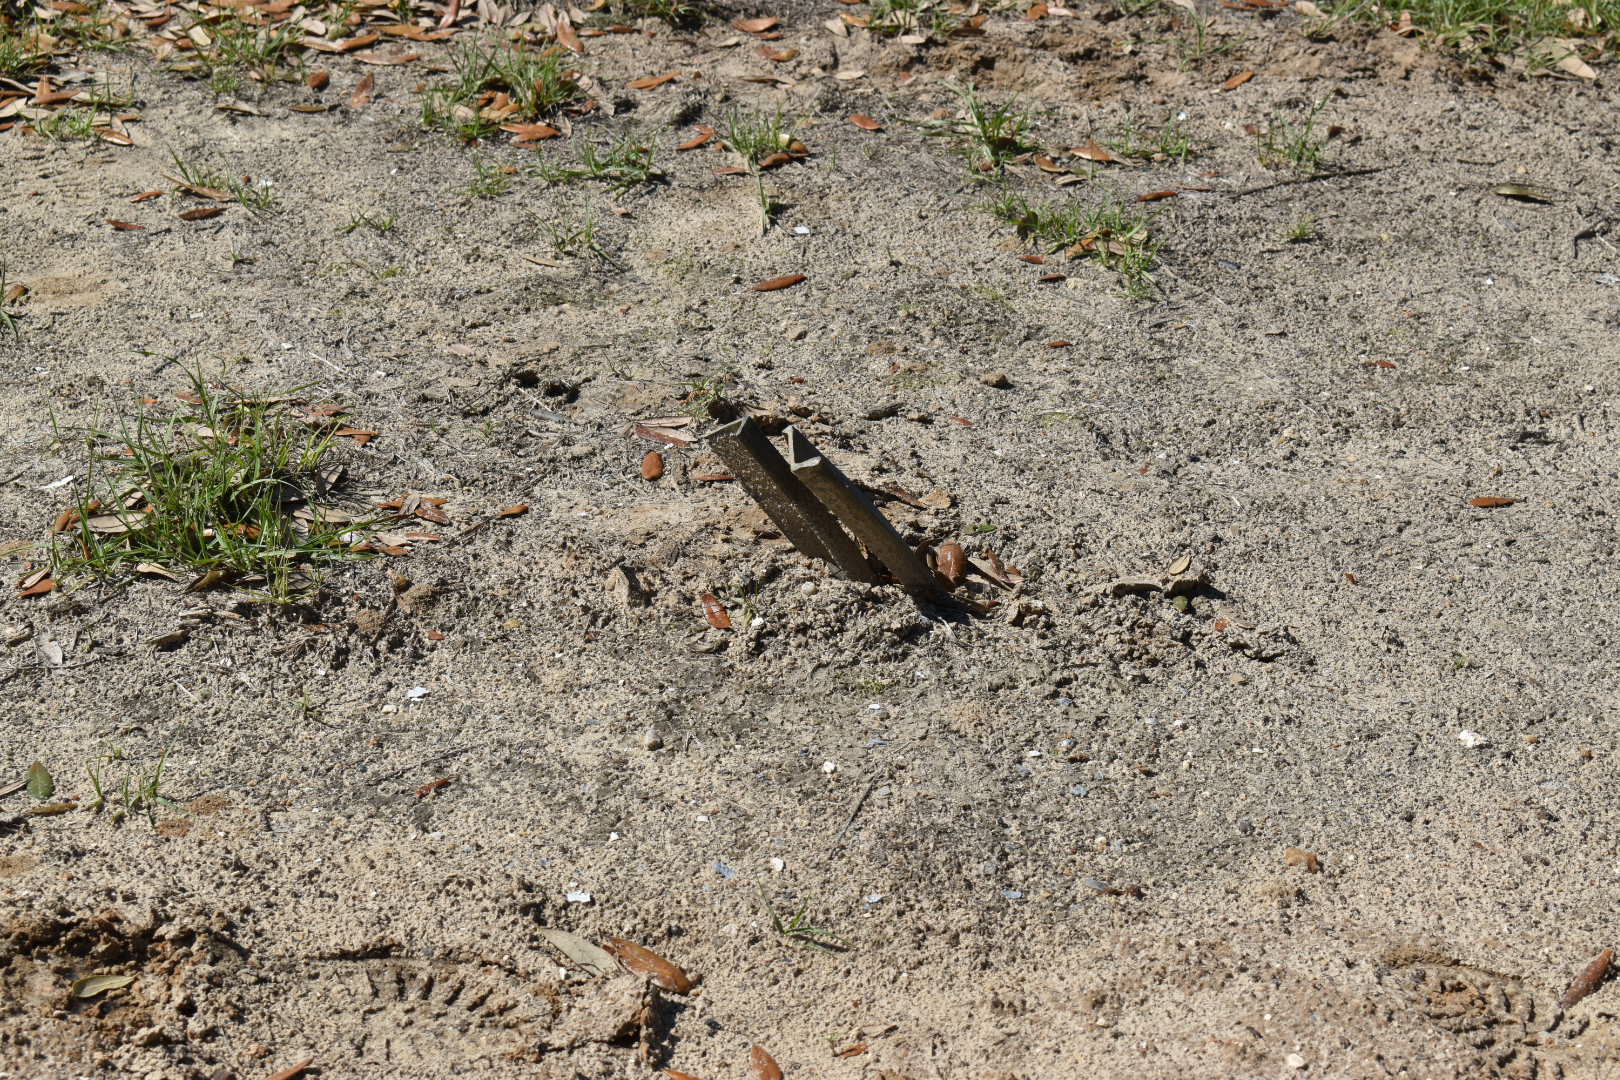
[565,890,593,903]
[782,322,808,341]
[637,731,664,751]
[1285,1053,1307,1069]
[1229,673,1250,686]
[980,369,1011,388]
[1457,729,1488,748]
[1080,876,1111,893]
[2,624,29,647]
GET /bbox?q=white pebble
[1457,729,1488,748]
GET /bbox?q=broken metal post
[784,425,946,600]
[707,417,877,583]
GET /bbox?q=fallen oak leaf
[1220,69,1254,90]
[178,207,224,221]
[107,219,144,230]
[129,189,164,202]
[676,125,716,149]
[1468,496,1516,508]
[602,936,695,993]
[1560,948,1613,1008]
[732,15,779,32]
[1136,189,1178,202]
[349,71,374,107]
[499,504,529,516]
[848,113,880,131]
[749,1045,783,1080]
[700,593,731,629]
[627,71,679,89]
[751,273,805,292]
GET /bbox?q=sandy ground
[2,0,1619,1076]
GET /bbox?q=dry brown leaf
[1071,140,1118,163]
[627,71,679,89]
[95,127,133,146]
[415,777,451,798]
[759,45,798,60]
[732,15,779,32]
[700,593,731,629]
[332,428,377,444]
[19,576,56,598]
[748,1045,783,1080]
[665,1071,707,1080]
[1037,272,1065,282]
[556,16,583,53]
[1560,948,1612,1008]
[337,32,380,51]
[676,125,716,149]
[757,151,792,169]
[1136,189,1177,202]
[1045,339,1072,347]
[1034,154,1063,172]
[501,122,561,143]
[349,72,374,107]
[415,505,451,525]
[848,113,880,131]
[355,49,419,65]
[1019,254,1045,264]
[1283,847,1321,873]
[1221,69,1254,91]
[751,273,805,292]
[937,542,966,587]
[602,937,695,993]
[1025,1,1047,16]
[107,219,144,230]
[499,504,529,516]
[178,207,223,221]
[130,190,164,202]
[1468,496,1516,508]
[641,450,664,480]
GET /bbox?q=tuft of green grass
[1283,214,1320,242]
[615,0,707,26]
[0,24,50,79]
[921,81,1037,178]
[758,888,846,953]
[465,155,512,198]
[865,0,961,37]
[339,211,397,235]
[726,109,789,231]
[541,210,609,261]
[531,131,664,194]
[167,151,279,215]
[199,14,302,86]
[49,369,380,601]
[1170,16,1243,69]
[1324,0,1618,62]
[1106,111,1195,165]
[679,369,734,419]
[1257,97,1330,172]
[992,193,1160,297]
[85,743,180,826]
[421,41,581,141]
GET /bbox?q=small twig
[831,776,879,849]
[374,746,472,785]
[1230,165,1396,200]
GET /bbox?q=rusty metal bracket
[706,417,876,583]
[784,426,946,600]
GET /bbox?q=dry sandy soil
[2,0,1619,1076]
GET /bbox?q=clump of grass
[542,210,610,261]
[85,743,179,826]
[1323,0,1617,62]
[615,0,706,26]
[866,0,960,37]
[167,151,279,215]
[199,14,303,86]
[339,211,397,235]
[679,369,734,418]
[1106,111,1195,165]
[1284,214,1319,242]
[465,155,513,198]
[49,370,379,601]
[1257,97,1329,172]
[993,193,1160,296]
[531,131,663,194]
[421,41,581,140]
[921,81,1037,178]
[0,23,50,79]
[758,888,846,953]
[726,109,789,231]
